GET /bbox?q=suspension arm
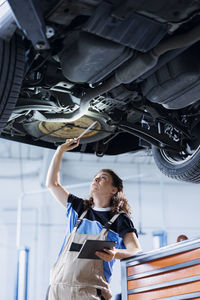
[118,121,184,152]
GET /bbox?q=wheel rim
[160,145,200,165]
[38,115,101,139]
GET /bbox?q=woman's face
[90,171,117,198]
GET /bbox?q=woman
[46,138,141,300]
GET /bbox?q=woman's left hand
[95,247,116,261]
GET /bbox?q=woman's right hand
[57,138,80,153]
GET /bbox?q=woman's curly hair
[83,169,131,216]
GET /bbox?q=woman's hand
[57,138,80,153]
[95,247,116,262]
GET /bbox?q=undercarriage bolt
[36,41,46,50]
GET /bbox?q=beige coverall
[47,210,121,300]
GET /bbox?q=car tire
[152,145,200,183]
[0,35,25,133]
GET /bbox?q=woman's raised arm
[45,138,79,207]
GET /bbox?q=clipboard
[77,240,117,259]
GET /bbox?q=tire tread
[152,146,200,183]
[0,35,25,132]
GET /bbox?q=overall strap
[101,212,122,236]
[72,210,88,234]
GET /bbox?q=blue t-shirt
[60,193,138,283]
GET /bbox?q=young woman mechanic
[46,138,141,300]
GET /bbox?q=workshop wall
[0,145,199,300]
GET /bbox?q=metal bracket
[95,140,109,157]
[8,0,49,49]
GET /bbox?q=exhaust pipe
[115,23,200,84]
[0,0,16,40]
[63,23,200,122]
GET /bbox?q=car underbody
[1,0,200,182]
